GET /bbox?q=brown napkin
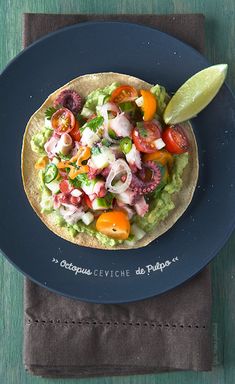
[23,13,212,378]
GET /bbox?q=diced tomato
[132,121,161,153]
[69,196,81,206]
[51,108,75,135]
[84,194,93,209]
[69,120,81,141]
[96,211,130,240]
[110,85,138,104]
[162,125,189,154]
[59,180,71,194]
[58,194,70,204]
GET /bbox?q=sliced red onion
[105,159,132,194]
[97,102,120,143]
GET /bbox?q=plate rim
[1,20,235,303]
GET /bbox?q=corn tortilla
[21,72,198,249]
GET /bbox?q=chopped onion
[71,189,83,197]
[135,96,143,107]
[131,224,146,240]
[82,212,94,225]
[154,138,165,150]
[105,159,132,194]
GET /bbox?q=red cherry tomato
[84,194,93,209]
[162,125,189,154]
[69,120,81,141]
[51,108,75,135]
[110,85,138,104]
[132,121,161,153]
[59,180,71,194]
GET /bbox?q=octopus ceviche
[21,73,198,249]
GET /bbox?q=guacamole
[31,126,52,154]
[135,153,189,232]
[51,211,120,247]
[81,82,120,117]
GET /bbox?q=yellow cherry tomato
[96,211,130,240]
[143,149,174,168]
[140,89,157,121]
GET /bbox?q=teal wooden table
[1,1,235,383]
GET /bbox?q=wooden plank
[0,1,235,383]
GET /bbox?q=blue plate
[0,22,235,303]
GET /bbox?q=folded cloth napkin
[23,13,212,378]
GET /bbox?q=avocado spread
[81,82,119,116]
[51,212,120,246]
[135,153,189,232]
[31,126,52,154]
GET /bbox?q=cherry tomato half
[51,108,75,135]
[96,211,130,240]
[162,125,189,154]
[132,121,161,153]
[69,120,81,141]
[143,149,174,168]
[110,85,138,104]
[140,90,157,121]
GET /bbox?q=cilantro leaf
[69,173,89,188]
[81,116,104,133]
[45,106,57,120]
[59,152,71,160]
[45,104,63,120]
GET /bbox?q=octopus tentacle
[54,89,83,114]
[130,161,161,195]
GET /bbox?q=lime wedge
[163,64,228,124]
